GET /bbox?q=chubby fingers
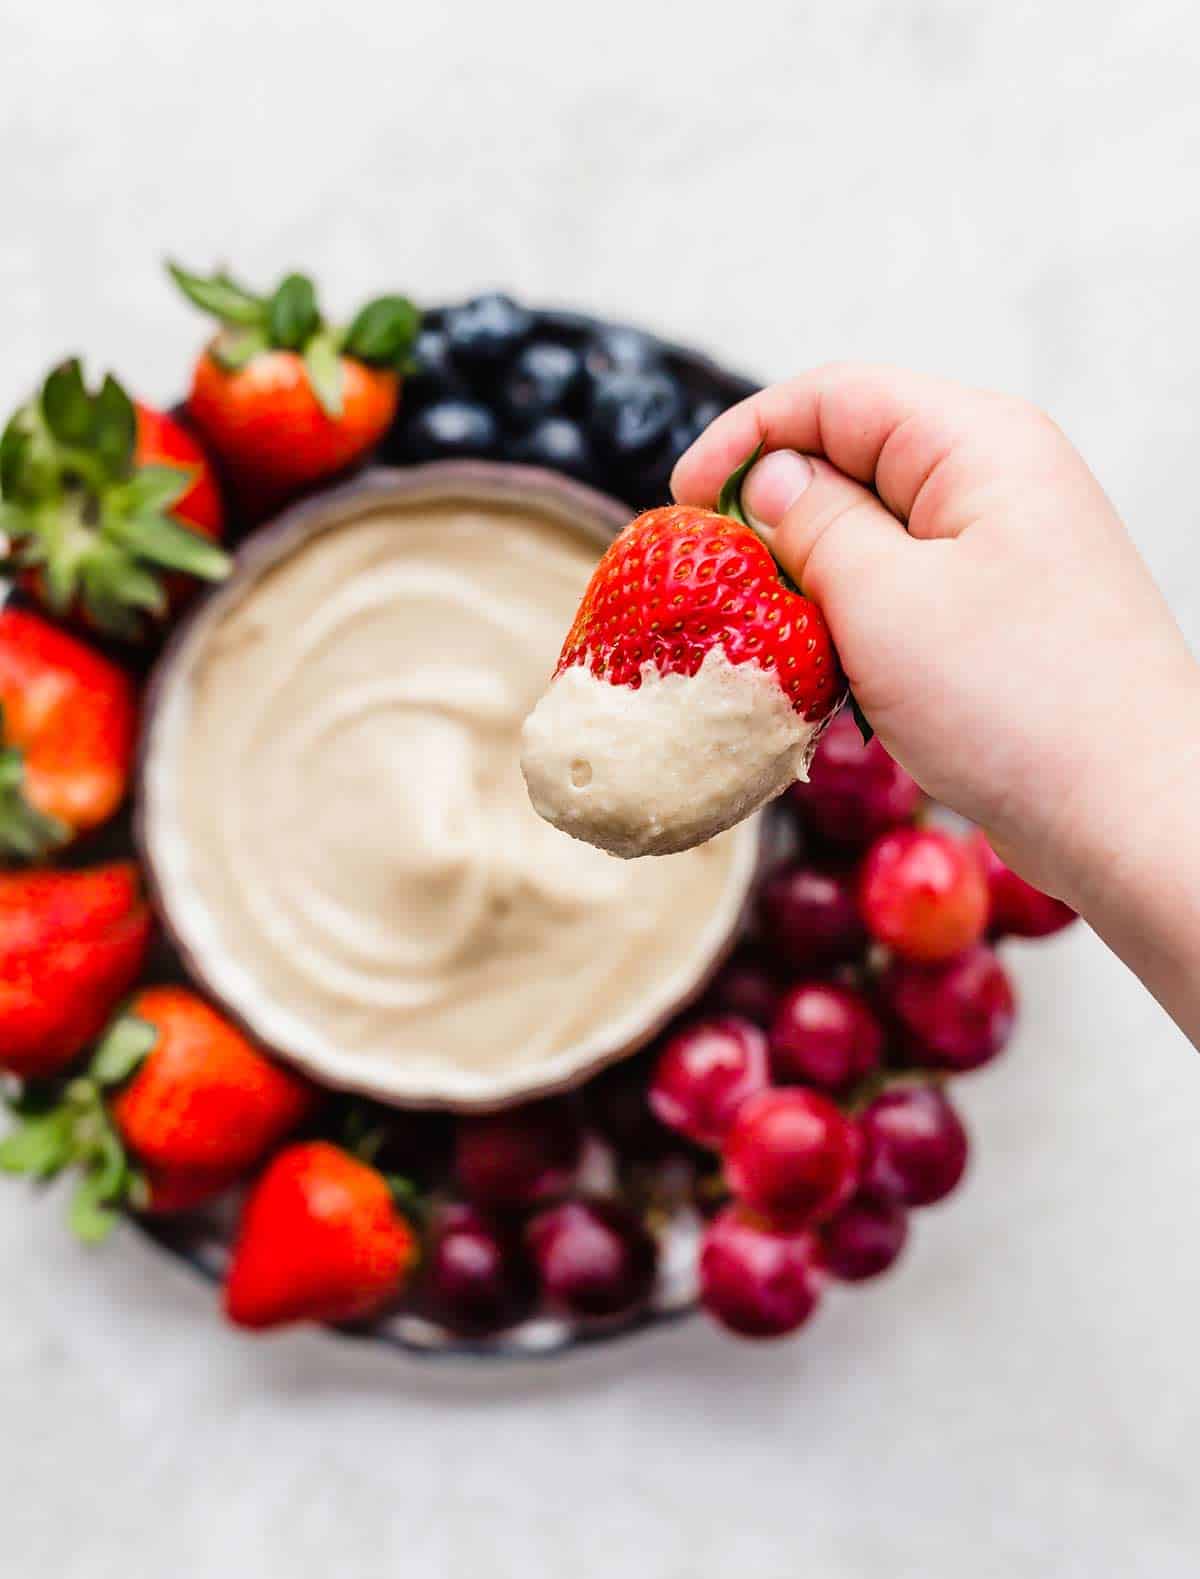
[740,448,911,613]
[671,362,985,532]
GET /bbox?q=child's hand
[673,366,1200,1038]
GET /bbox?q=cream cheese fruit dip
[522,647,823,859]
[140,470,759,1108]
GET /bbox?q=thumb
[740,448,913,617]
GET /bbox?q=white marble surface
[3,2,1200,1574]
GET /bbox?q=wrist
[1051,657,1200,1038]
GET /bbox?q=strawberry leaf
[90,1015,157,1088]
[848,692,874,746]
[210,326,269,373]
[715,442,809,595]
[91,375,137,480]
[79,557,162,637]
[385,1173,427,1227]
[92,1125,129,1198]
[0,1107,75,1178]
[0,722,69,862]
[303,331,344,420]
[69,1170,120,1243]
[0,415,32,499]
[43,538,84,613]
[268,273,320,350]
[168,262,266,327]
[343,296,421,366]
[107,465,191,517]
[716,441,764,526]
[41,359,93,446]
[115,512,231,579]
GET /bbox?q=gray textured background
[3,2,1199,1575]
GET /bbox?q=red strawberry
[0,985,318,1241]
[106,987,318,1176]
[223,1141,419,1330]
[137,1164,243,1217]
[133,401,224,540]
[170,263,420,514]
[0,609,137,859]
[0,362,229,639]
[0,862,151,1080]
[521,446,849,856]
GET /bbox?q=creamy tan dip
[141,479,758,1107]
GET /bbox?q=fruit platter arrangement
[0,265,1077,1355]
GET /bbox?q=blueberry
[497,341,584,429]
[582,325,663,380]
[622,452,676,511]
[588,369,684,463]
[614,394,728,507]
[510,416,594,481]
[443,293,534,368]
[670,397,726,459]
[405,327,470,407]
[398,398,500,461]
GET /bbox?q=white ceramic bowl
[137,462,763,1110]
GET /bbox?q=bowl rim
[135,459,764,1112]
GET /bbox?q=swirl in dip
[140,471,759,1108]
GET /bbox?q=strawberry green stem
[0,1013,156,1241]
[168,261,421,420]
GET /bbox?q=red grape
[879,944,1016,1072]
[769,981,884,1091]
[699,1204,825,1338]
[757,861,866,971]
[704,947,782,1028]
[822,1194,908,1280]
[970,832,1078,939]
[454,1099,582,1208]
[424,1204,536,1336]
[526,1198,657,1321]
[584,1053,677,1162]
[859,827,989,962]
[858,1085,968,1206]
[790,712,921,848]
[723,1088,861,1226]
[649,1016,770,1148]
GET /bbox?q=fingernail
[743,449,814,530]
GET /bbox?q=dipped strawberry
[0,862,151,1080]
[0,362,228,638]
[521,447,848,856]
[0,609,137,859]
[223,1141,419,1330]
[0,986,318,1240]
[170,263,419,513]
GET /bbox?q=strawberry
[137,1163,245,1217]
[223,1141,419,1330]
[0,985,318,1241]
[0,609,137,859]
[105,987,318,1175]
[521,446,852,857]
[169,263,420,512]
[0,862,151,1080]
[0,362,230,639]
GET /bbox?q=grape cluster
[364,710,1074,1344]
